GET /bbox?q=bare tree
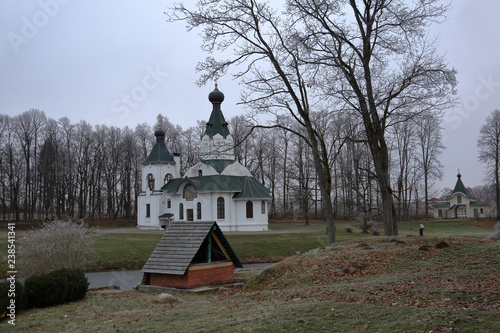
[477,109,500,219]
[14,109,46,221]
[288,0,456,235]
[416,113,445,220]
[391,120,418,221]
[169,0,338,244]
[0,115,23,221]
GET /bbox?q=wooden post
[207,232,212,263]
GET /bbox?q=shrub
[487,222,500,241]
[344,226,353,233]
[24,268,89,309]
[366,220,376,228]
[18,220,97,277]
[0,280,26,318]
[368,224,380,236]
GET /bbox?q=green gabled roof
[162,175,271,200]
[142,142,174,164]
[452,174,468,196]
[202,159,236,174]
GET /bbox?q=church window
[457,195,462,204]
[197,202,202,219]
[187,209,194,221]
[217,197,225,219]
[438,209,442,217]
[179,203,184,220]
[246,201,253,218]
[146,204,150,218]
[167,199,171,209]
[261,200,266,214]
[147,174,154,191]
[164,173,173,184]
[198,169,203,177]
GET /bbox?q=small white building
[433,172,490,219]
[137,84,271,231]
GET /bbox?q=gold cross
[157,114,162,129]
[214,71,219,89]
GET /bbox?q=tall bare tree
[416,113,444,220]
[288,0,456,235]
[477,109,500,219]
[169,0,338,244]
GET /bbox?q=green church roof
[142,128,175,164]
[204,109,230,138]
[204,87,231,138]
[452,172,468,196]
[162,175,271,200]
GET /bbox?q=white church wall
[141,163,178,192]
[200,133,235,160]
[184,162,219,177]
[233,200,269,231]
[137,190,165,229]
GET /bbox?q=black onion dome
[208,87,225,104]
[154,127,165,142]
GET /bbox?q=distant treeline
[0,109,493,222]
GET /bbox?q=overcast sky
[1,0,499,192]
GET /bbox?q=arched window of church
[261,200,266,214]
[147,174,154,191]
[246,201,254,218]
[179,203,184,220]
[198,169,203,177]
[164,173,173,184]
[457,195,462,204]
[197,202,202,220]
[217,197,225,219]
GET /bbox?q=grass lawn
[2,236,498,332]
[0,219,496,278]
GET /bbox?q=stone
[157,293,176,303]
[347,266,358,274]
[435,241,450,249]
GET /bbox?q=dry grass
[3,237,499,332]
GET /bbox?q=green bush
[0,279,26,318]
[24,268,88,308]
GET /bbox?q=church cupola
[200,76,235,161]
[452,169,468,197]
[208,84,225,106]
[154,125,165,143]
[143,116,175,165]
[204,82,231,139]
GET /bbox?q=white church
[137,83,271,231]
[433,171,490,219]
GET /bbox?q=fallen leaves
[241,237,500,311]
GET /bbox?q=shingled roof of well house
[142,221,242,275]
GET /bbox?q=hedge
[24,268,89,309]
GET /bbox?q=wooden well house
[142,221,242,289]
